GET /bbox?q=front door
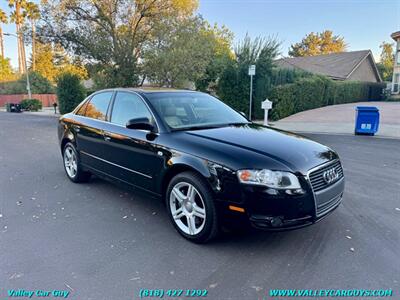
[102,91,163,193]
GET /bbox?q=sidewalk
[263,102,400,139]
[0,106,60,117]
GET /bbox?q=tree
[0,9,8,58]
[142,17,232,88]
[33,42,57,81]
[217,34,280,119]
[23,1,40,70]
[376,41,394,81]
[24,71,54,93]
[194,23,234,92]
[32,41,88,82]
[9,0,28,73]
[0,56,16,81]
[38,0,199,88]
[56,72,86,114]
[289,30,346,57]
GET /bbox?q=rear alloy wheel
[63,142,91,183]
[167,172,219,243]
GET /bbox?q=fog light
[285,189,305,195]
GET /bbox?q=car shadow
[84,175,327,251]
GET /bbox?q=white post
[264,108,269,125]
[249,74,253,120]
[248,65,256,120]
[261,99,272,126]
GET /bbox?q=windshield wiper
[172,122,250,131]
[225,122,250,126]
[172,124,226,131]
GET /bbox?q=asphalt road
[0,112,399,300]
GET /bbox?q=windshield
[146,92,249,130]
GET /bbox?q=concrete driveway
[271,102,400,138]
[0,112,399,300]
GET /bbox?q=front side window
[85,92,113,120]
[146,92,249,130]
[397,50,400,65]
[111,92,153,126]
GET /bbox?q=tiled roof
[275,50,378,80]
[391,31,400,41]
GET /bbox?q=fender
[156,150,223,197]
[58,115,77,151]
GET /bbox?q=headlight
[237,169,301,189]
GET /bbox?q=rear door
[102,91,163,192]
[74,91,114,173]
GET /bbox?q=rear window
[84,92,113,121]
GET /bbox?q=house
[391,31,400,95]
[275,50,382,83]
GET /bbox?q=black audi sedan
[58,88,344,243]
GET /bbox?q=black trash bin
[14,103,22,113]
[6,103,22,113]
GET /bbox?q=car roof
[114,87,198,95]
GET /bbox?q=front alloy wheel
[167,172,219,243]
[170,182,206,235]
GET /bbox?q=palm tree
[23,1,39,70]
[0,9,8,58]
[8,0,27,73]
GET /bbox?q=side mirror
[126,117,155,132]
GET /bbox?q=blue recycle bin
[355,106,379,135]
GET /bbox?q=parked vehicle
[58,89,345,243]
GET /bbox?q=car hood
[184,124,337,175]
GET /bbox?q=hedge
[0,72,55,95]
[56,72,86,114]
[269,76,385,120]
[20,98,42,111]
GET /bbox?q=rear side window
[110,92,153,126]
[85,92,113,121]
[76,100,88,116]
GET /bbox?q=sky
[1,0,399,68]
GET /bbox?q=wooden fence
[0,94,57,107]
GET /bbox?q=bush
[20,99,42,111]
[0,71,55,95]
[269,76,386,120]
[56,72,86,114]
[217,66,315,120]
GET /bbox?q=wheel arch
[161,162,212,202]
[60,132,76,154]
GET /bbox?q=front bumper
[216,162,345,231]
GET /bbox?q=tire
[62,142,91,183]
[166,171,219,243]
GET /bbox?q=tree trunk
[32,21,36,71]
[15,1,24,73]
[0,26,4,58]
[21,34,26,73]
[16,23,22,73]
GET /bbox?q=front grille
[309,160,344,192]
[316,193,342,217]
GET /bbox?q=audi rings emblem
[323,168,339,184]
